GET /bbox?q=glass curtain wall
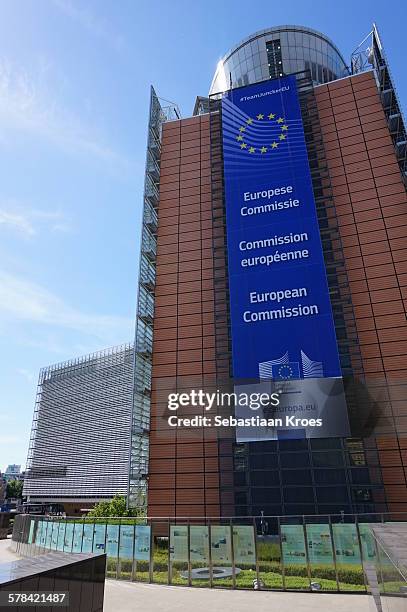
[210,25,349,94]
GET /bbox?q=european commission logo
[235,112,289,155]
[271,363,300,380]
[259,351,324,381]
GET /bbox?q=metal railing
[363,526,407,611]
[11,513,407,593]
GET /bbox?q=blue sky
[0,0,406,472]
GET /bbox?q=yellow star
[256,113,264,120]
[239,126,246,132]
[260,146,267,153]
[281,125,288,131]
[271,142,279,149]
[277,117,284,124]
[246,117,253,124]
[240,142,247,149]
[236,135,243,141]
[279,134,286,140]
[268,113,275,119]
[249,146,256,153]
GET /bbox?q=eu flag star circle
[236,112,289,154]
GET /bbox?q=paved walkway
[371,522,407,576]
[0,537,21,562]
[0,540,372,612]
[104,579,372,612]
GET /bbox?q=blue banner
[222,76,342,383]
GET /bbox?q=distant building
[4,465,21,481]
[0,474,6,507]
[23,343,145,515]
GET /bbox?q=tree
[6,479,23,500]
[86,495,145,518]
[86,500,111,518]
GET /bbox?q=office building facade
[24,343,141,514]
[138,24,407,519]
[4,465,22,481]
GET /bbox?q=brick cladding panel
[315,71,407,512]
[148,114,221,518]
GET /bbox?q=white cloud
[0,271,133,345]
[51,0,126,52]
[0,59,133,172]
[0,210,35,235]
[0,203,72,236]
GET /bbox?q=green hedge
[150,546,364,584]
[110,569,367,592]
[256,541,281,561]
[106,557,366,586]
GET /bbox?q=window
[318,504,352,515]
[249,453,278,470]
[311,438,342,450]
[250,39,259,54]
[317,486,349,503]
[235,491,247,505]
[251,487,282,504]
[284,487,314,503]
[234,471,246,487]
[250,470,280,486]
[285,504,316,515]
[280,452,310,468]
[249,441,277,453]
[314,469,346,484]
[281,469,312,485]
[352,488,373,502]
[312,451,344,467]
[266,39,283,78]
[279,438,308,451]
[350,468,370,484]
